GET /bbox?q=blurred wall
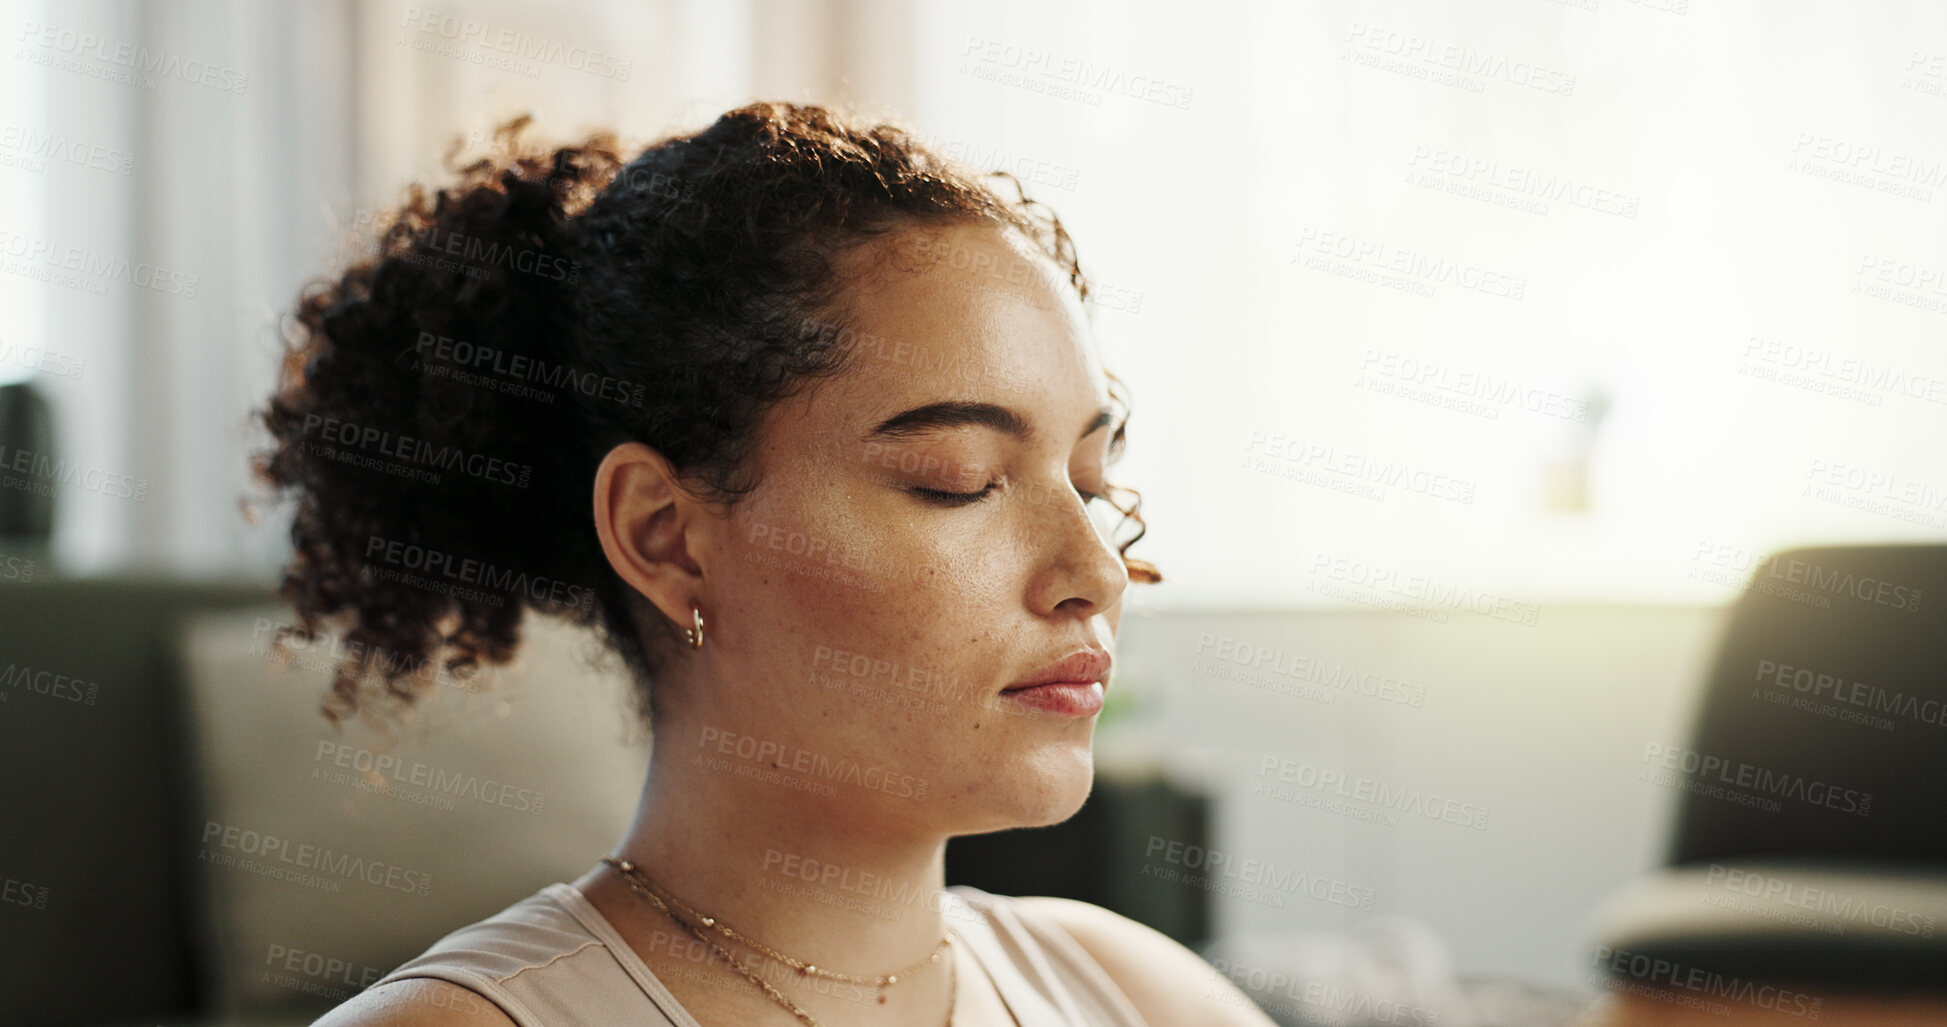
[1107,602,1726,988]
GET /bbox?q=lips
[1003,649,1112,692]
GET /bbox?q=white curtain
[9,0,907,576]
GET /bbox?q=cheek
[719,505,1022,737]
[723,488,990,661]
[721,519,875,646]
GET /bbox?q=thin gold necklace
[602,856,958,1027]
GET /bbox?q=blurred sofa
[0,575,655,1026]
[0,576,273,1026]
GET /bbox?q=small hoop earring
[682,605,705,650]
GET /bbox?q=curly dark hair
[249,101,1160,730]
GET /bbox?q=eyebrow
[865,400,1119,444]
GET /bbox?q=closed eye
[908,481,1107,507]
[909,483,999,506]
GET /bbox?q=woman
[262,102,1273,1027]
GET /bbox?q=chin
[991,739,1098,830]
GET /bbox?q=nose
[1025,482,1129,619]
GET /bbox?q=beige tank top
[369,882,1153,1026]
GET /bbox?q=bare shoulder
[1011,895,1278,1027]
[309,977,520,1027]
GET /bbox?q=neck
[595,725,961,1003]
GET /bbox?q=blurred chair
[1588,544,1947,998]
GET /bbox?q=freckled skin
[570,220,1131,1025]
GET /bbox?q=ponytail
[252,118,625,725]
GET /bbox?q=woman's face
[674,220,1131,838]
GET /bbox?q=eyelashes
[906,480,1105,507]
[908,483,999,506]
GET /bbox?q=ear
[592,441,711,632]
